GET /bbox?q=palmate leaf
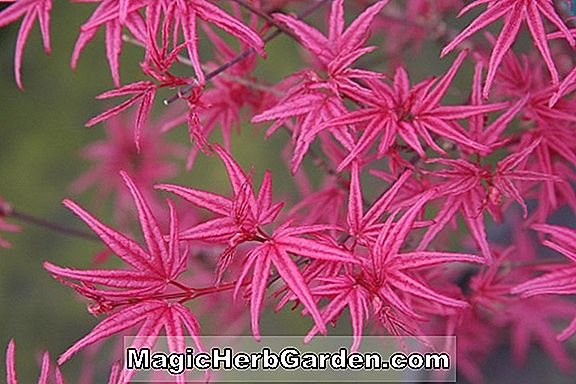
[240,224,359,341]
[513,224,576,341]
[68,0,263,86]
[86,81,158,150]
[56,299,206,383]
[157,145,284,283]
[273,0,389,67]
[443,0,575,97]
[302,188,486,349]
[321,51,503,170]
[252,0,390,173]
[254,91,351,173]
[46,172,186,299]
[419,137,560,259]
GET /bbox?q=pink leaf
[58,300,165,365]
[120,172,168,276]
[6,339,17,384]
[270,244,327,335]
[63,199,160,276]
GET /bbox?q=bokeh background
[0,1,574,383]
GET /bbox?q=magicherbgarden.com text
[125,347,451,375]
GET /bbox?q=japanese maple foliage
[442,0,575,97]
[512,224,576,341]
[0,0,574,383]
[0,0,52,89]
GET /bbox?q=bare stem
[122,34,284,96]
[163,0,330,105]
[229,0,298,40]
[8,209,99,242]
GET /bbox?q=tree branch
[8,208,99,242]
[163,0,330,105]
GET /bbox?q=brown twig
[122,34,284,96]
[163,0,330,105]
[229,0,299,40]
[8,209,99,242]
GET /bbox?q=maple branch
[122,34,284,96]
[169,280,194,292]
[193,281,244,298]
[229,0,299,41]
[6,208,99,242]
[163,0,330,105]
[214,73,283,95]
[88,254,574,312]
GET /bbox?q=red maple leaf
[321,51,505,171]
[235,223,359,340]
[443,0,575,97]
[252,0,389,173]
[512,224,576,341]
[419,138,560,259]
[303,188,485,350]
[0,0,52,89]
[156,144,285,284]
[46,172,187,301]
